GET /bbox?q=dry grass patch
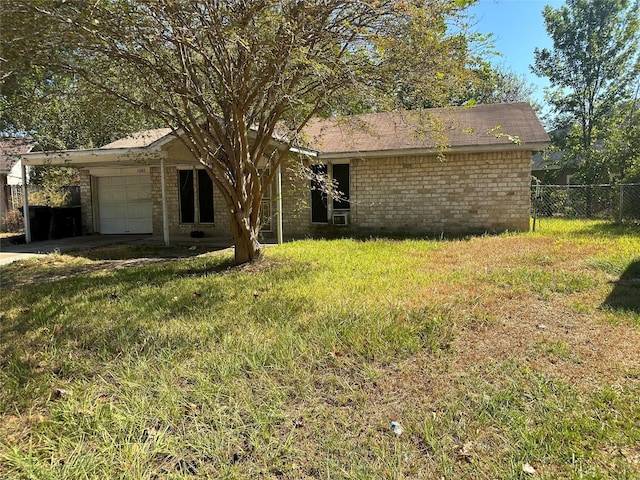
[1,221,639,479]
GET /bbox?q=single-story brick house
[20,102,549,244]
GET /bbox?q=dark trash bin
[20,206,52,241]
[50,206,82,239]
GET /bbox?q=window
[310,163,350,223]
[198,170,215,223]
[179,170,195,223]
[179,168,215,224]
[332,163,350,210]
[310,164,328,223]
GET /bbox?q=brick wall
[150,166,232,238]
[81,151,530,240]
[79,169,93,234]
[280,149,532,237]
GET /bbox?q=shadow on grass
[0,253,313,409]
[557,220,640,237]
[603,260,640,314]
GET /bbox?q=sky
[466,0,567,112]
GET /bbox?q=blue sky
[466,0,566,110]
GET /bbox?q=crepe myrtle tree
[5,0,479,263]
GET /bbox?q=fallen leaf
[458,441,474,460]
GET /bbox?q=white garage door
[97,175,153,234]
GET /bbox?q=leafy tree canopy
[532,0,640,184]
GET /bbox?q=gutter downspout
[21,162,31,243]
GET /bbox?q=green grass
[1,220,639,479]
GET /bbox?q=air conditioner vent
[332,212,349,226]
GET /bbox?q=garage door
[97,175,152,234]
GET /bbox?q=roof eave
[21,147,167,167]
[317,141,550,160]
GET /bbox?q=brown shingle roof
[303,103,549,156]
[0,137,35,173]
[100,128,173,149]
[51,103,548,161]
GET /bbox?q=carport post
[160,158,170,246]
[21,162,31,243]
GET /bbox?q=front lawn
[1,220,639,479]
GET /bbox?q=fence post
[532,180,540,232]
[618,184,624,224]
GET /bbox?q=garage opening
[96,174,152,234]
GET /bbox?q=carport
[20,146,173,246]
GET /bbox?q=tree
[532,0,640,184]
[601,90,640,182]
[1,1,160,150]
[1,9,163,200]
[4,0,483,263]
[465,64,537,106]
[1,70,161,151]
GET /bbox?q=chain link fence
[531,183,640,230]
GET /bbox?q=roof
[532,150,563,171]
[21,103,549,168]
[101,128,173,149]
[303,103,550,157]
[0,137,35,173]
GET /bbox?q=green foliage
[466,64,538,106]
[532,0,640,184]
[0,68,161,151]
[601,97,640,182]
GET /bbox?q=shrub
[1,208,24,233]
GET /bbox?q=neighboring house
[531,150,566,184]
[20,102,549,243]
[0,137,34,225]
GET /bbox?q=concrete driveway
[0,235,152,266]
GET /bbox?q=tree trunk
[229,211,263,264]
